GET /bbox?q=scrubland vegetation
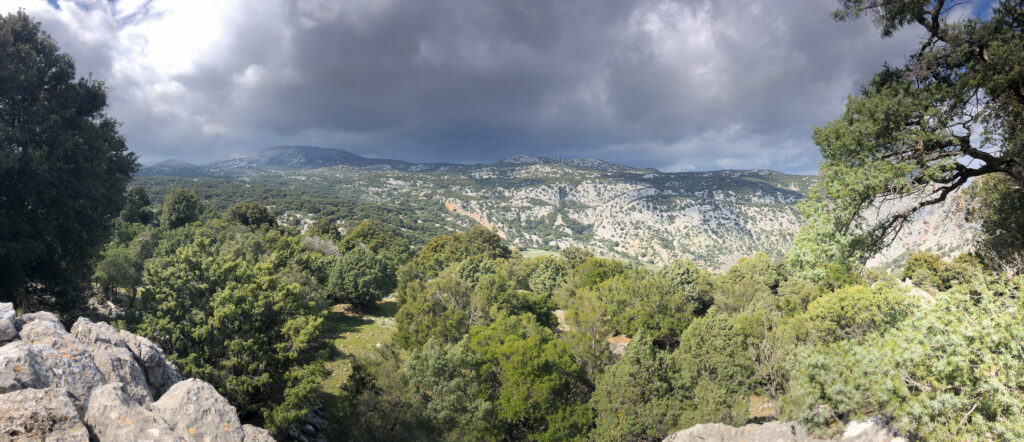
[78,190,1024,440]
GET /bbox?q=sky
[0,0,993,173]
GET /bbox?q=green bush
[589,335,686,441]
[587,270,697,345]
[804,284,913,342]
[902,252,981,291]
[226,201,275,229]
[327,246,397,308]
[673,312,753,428]
[784,279,1024,439]
[131,228,328,436]
[160,187,203,229]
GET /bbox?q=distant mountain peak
[150,159,195,168]
[205,145,409,170]
[499,155,545,165]
[497,155,639,172]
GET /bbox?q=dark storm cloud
[5,0,926,172]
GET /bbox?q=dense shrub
[589,335,686,441]
[226,201,276,229]
[784,278,1024,439]
[126,221,330,436]
[673,312,754,428]
[328,246,397,308]
[160,187,203,229]
[804,284,913,342]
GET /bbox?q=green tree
[396,225,512,303]
[395,269,474,349]
[0,12,138,310]
[590,270,697,345]
[902,252,980,290]
[674,312,753,427]
[714,253,782,313]
[789,0,1024,275]
[589,335,687,442]
[160,187,202,229]
[226,201,275,230]
[472,273,557,329]
[339,220,412,266]
[132,233,328,436]
[327,246,397,308]
[804,284,914,343]
[658,258,715,314]
[965,175,1024,271]
[527,255,569,295]
[404,339,497,440]
[93,244,143,305]
[563,288,614,379]
[464,314,594,441]
[120,186,154,225]
[559,246,594,268]
[307,218,342,241]
[783,278,1024,439]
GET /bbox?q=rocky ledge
[0,303,274,441]
[663,418,904,442]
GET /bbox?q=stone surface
[0,387,89,441]
[17,311,63,330]
[84,382,182,442]
[119,329,182,398]
[151,378,246,442]
[18,315,106,411]
[0,341,46,394]
[662,418,905,442]
[0,310,273,441]
[243,424,276,442]
[72,318,152,405]
[0,303,16,342]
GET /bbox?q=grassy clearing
[318,298,398,438]
[522,248,558,258]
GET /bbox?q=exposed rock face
[663,418,904,442]
[0,309,274,441]
[151,379,245,441]
[72,318,153,405]
[85,382,181,441]
[0,387,89,441]
[118,329,182,398]
[0,303,16,342]
[16,313,106,411]
[244,424,276,442]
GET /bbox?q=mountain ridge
[140,145,764,176]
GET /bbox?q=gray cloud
[4,0,925,173]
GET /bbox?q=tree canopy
[0,11,138,311]
[226,201,275,230]
[160,187,203,229]
[790,0,1024,274]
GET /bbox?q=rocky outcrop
[84,382,182,441]
[663,418,904,442]
[118,328,183,397]
[0,304,274,441]
[0,303,16,342]
[0,387,89,441]
[72,318,153,405]
[151,379,246,441]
